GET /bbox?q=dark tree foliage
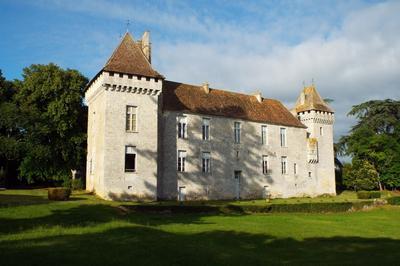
[338,99,400,190]
[0,70,22,186]
[14,64,88,183]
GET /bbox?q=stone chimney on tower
[140,31,151,63]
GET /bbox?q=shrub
[48,187,71,201]
[62,178,84,190]
[343,160,379,191]
[357,191,381,199]
[387,197,400,205]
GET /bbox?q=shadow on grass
[0,193,87,208]
[0,225,399,265]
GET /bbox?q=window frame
[177,116,187,139]
[234,122,241,144]
[202,151,211,174]
[261,125,268,145]
[177,150,187,172]
[280,127,287,147]
[125,146,137,173]
[126,106,138,132]
[281,156,287,175]
[262,155,269,174]
[202,118,210,141]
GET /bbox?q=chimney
[141,31,151,63]
[254,90,262,103]
[203,82,210,94]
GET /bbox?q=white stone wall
[86,71,162,200]
[160,111,322,200]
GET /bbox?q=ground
[1,189,400,265]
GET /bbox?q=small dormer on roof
[103,32,164,79]
[294,85,333,113]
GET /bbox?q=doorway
[234,171,241,200]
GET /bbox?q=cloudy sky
[1,0,399,141]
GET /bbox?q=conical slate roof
[103,32,163,79]
[294,85,333,113]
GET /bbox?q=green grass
[1,189,400,265]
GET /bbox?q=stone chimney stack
[141,31,151,63]
[203,82,210,94]
[254,90,262,103]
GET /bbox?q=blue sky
[1,0,399,140]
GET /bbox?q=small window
[155,78,159,82]
[202,118,210,140]
[126,106,137,132]
[177,116,187,139]
[294,163,297,175]
[261,125,268,145]
[235,150,240,160]
[306,132,311,139]
[308,171,312,177]
[177,150,186,172]
[262,155,268,174]
[234,122,241,143]
[320,127,323,136]
[280,128,287,147]
[202,152,211,173]
[281,156,287,175]
[125,146,136,172]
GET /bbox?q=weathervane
[126,19,131,33]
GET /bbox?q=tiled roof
[162,81,306,128]
[294,86,333,113]
[103,33,163,79]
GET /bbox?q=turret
[292,85,336,195]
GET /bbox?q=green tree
[0,70,23,186]
[15,64,88,183]
[339,99,400,190]
[342,160,379,191]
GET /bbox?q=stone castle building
[85,32,336,201]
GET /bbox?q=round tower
[292,85,336,195]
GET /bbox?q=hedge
[357,191,381,199]
[125,201,373,214]
[387,197,400,205]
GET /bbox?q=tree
[15,64,88,183]
[0,70,23,186]
[342,159,379,191]
[338,99,400,190]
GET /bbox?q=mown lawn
[1,189,400,265]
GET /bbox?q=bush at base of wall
[357,191,381,199]
[48,187,71,201]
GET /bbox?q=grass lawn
[1,189,400,265]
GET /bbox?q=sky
[0,0,399,142]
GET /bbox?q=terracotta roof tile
[103,33,163,79]
[162,81,306,128]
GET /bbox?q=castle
[85,32,336,201]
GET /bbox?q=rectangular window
[177,150,187,172]
[281,156,287,175]
[177,116,187,139]
[262,155,268,174]
[294,163,297,175]
[125,146,136,172]
[261,125,268,145]
[126,106,137,132]
[280,128,287,147]
[202,118,210,140]
[234,122,241,143]
[202,152,211,173]
[320,127,323,136]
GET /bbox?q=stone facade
[85,32,336,201]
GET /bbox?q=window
[177,150,186,172]
[125,146,136,172]
[281,156,287,174]
[262,155,268,174]
[280,128,287,147]
[202,152,211,173]
[119,73,123,78]
[261,125,268,145]
[308,171,312,177]
[320,127,323,136]
[178,116,187,139]
[235,150,240,161]
[126,106,137,132]
[294,163,297,175]
[202,118,210,140]
[306,132,311,139]
[234,122,241,143]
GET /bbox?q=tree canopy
[0,64,88,185]
[339,99,400,190]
